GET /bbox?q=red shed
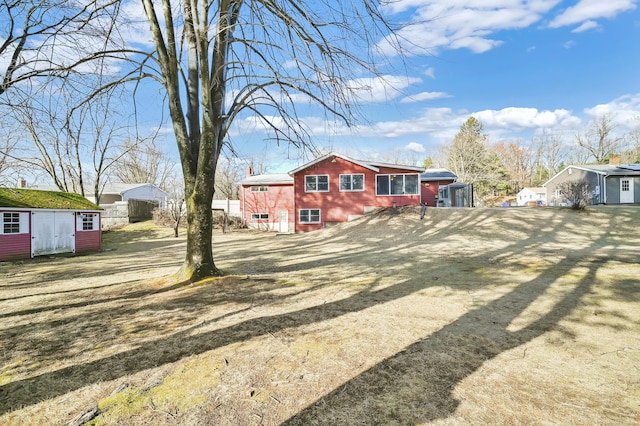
[0,188,102,261]
[239,173,294,232]
[290,152,424,232]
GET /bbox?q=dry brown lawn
[0,206,638,425]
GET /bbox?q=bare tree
[139,0,397,280]
[8,79,133,200]
[533,129,569,178]
[0,0,127,96]
[162,175,186,238]
[576,114,625,164]
[112,139,175,189]
[214,155,244,200]
[492,139,537,192]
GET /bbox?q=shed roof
[0,188,102,210]
[239,173,294,185]
[421,168,457,181]
[99,183,169,196]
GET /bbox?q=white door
[32,211,76,256]
[620,178,634,204]
[278,210,288,233]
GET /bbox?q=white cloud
[550,0,637,29]
[377,0,562,56]
[424,67,436,79]
[583,93,640,130]
[473,107,581,130]
[346,75,422,103]
[401,91,452,103]
[563,40,576,48]
[571,20,600,32]
[405,142,426,153]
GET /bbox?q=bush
[557,182,592,210]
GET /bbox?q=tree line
[438,115,640,201]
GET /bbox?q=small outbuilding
[420,168,457,207]
[0,188,102,261]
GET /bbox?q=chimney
[245,165,254,177]
[17,178,27,188]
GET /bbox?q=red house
[0,188,102,261]
[420,168,458,207]
[290,152,424,232]
[239,173,294,232]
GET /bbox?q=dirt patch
[0,206,639,425]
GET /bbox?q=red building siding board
[0,234,31,261]
[75,230,101,253]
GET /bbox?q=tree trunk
[179,190,222,280]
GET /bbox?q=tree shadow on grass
[283,250,598,424]
[0,209,624,420]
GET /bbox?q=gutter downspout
[603,175,608,204]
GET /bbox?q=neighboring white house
[517,187,546,206]
[87,183,169,209]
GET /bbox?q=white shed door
[32,211,76,256]
[278,210,288,233]
[620,178,634,204]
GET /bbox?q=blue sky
[5,1,638,177]
[223,0,640,172]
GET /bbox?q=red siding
[75,230,101,253]
[240,184,295,231]
[421,179,456,207]
[294,157,421,232]
[0,233,31,261]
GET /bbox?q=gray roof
[239,173,294,185]
[569,164,640,176]
[421,168,457,181]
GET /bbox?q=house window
[376,174,419,196]
[81,213,96,231]
[251,186,268,192]
[621,180,630,192]
[339,174,364,191]
[2,212,20,234]
[305,175,329,192]
[251,213,269,220]
[299,208,320,224]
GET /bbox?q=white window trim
[339,173,365,192]
[375,174,420,196]
[304,175,330,192]
[299,208,321,224]
[76,213,99,232]
[2,212,29,235]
